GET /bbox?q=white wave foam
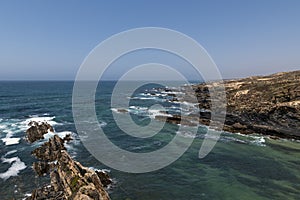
[23,116,58,126]
[100,121,107,127]
[2,156,18,164]
[129,106,148,110]
[220,136,247,144]
[0,115,58,146]
[0,124,7,129]
[23,193,32,199]
[1,137,20,146]
[148,109,172,119]
[0,116,59,141]
[250,136,266,146]
[130,144,150,150]
[43,131,74,141]
[89,167,111,173]
[131,96,157,100]
[5,150,17,156]
[161,91,184,95]
[111,108,122,114]
[2,129,14,137]
[224,132,266,146]
[176,130,196,138]
[0,157,26,180]
[181,101,199,107]
[113,105,174,119]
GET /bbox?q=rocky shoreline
[164,70,300,139]
[115,70,300,140]
[25,121,111,200]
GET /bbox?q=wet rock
[26,121,54,143]
[63,134,73,142]
[96,170,112,187]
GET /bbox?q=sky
[0,0,300,80]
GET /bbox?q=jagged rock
[26,126,111,200]
[63,134,73,142]
[33,161,52,176]
[37,150,111,200]
[26,121,54,143]
[96,170,112,187]
[32,135,65,162]
[29,185,65,200]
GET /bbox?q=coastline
[115,70,300,140]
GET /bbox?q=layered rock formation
[25,121,111,200]
[157,70,300,139]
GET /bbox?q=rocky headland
[25,121,111,200]
[153,70,300,139]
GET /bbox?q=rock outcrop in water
[26,121,54,143]
[157,70,300,139]
[25,121,111,200]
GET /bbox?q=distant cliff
[193,70,300,139]
[153,70,300,139]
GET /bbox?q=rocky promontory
[25,121,112,200]
[155,70,300,139]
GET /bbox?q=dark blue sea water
[0,81,299,200]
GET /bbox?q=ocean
[0,81,299,200]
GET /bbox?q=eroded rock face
[26,121,54,143]
[152,70,300,139]
[190,70,300,139]
[41,150,111,200]
[25,121,111,200]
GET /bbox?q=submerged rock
[63,134,73,142]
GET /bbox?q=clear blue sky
[0,0,299,80]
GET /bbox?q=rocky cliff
[25,122,111,200]
[157,70,300,139]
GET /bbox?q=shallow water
[0,81,299,200]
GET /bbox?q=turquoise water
[0,81,299,199]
